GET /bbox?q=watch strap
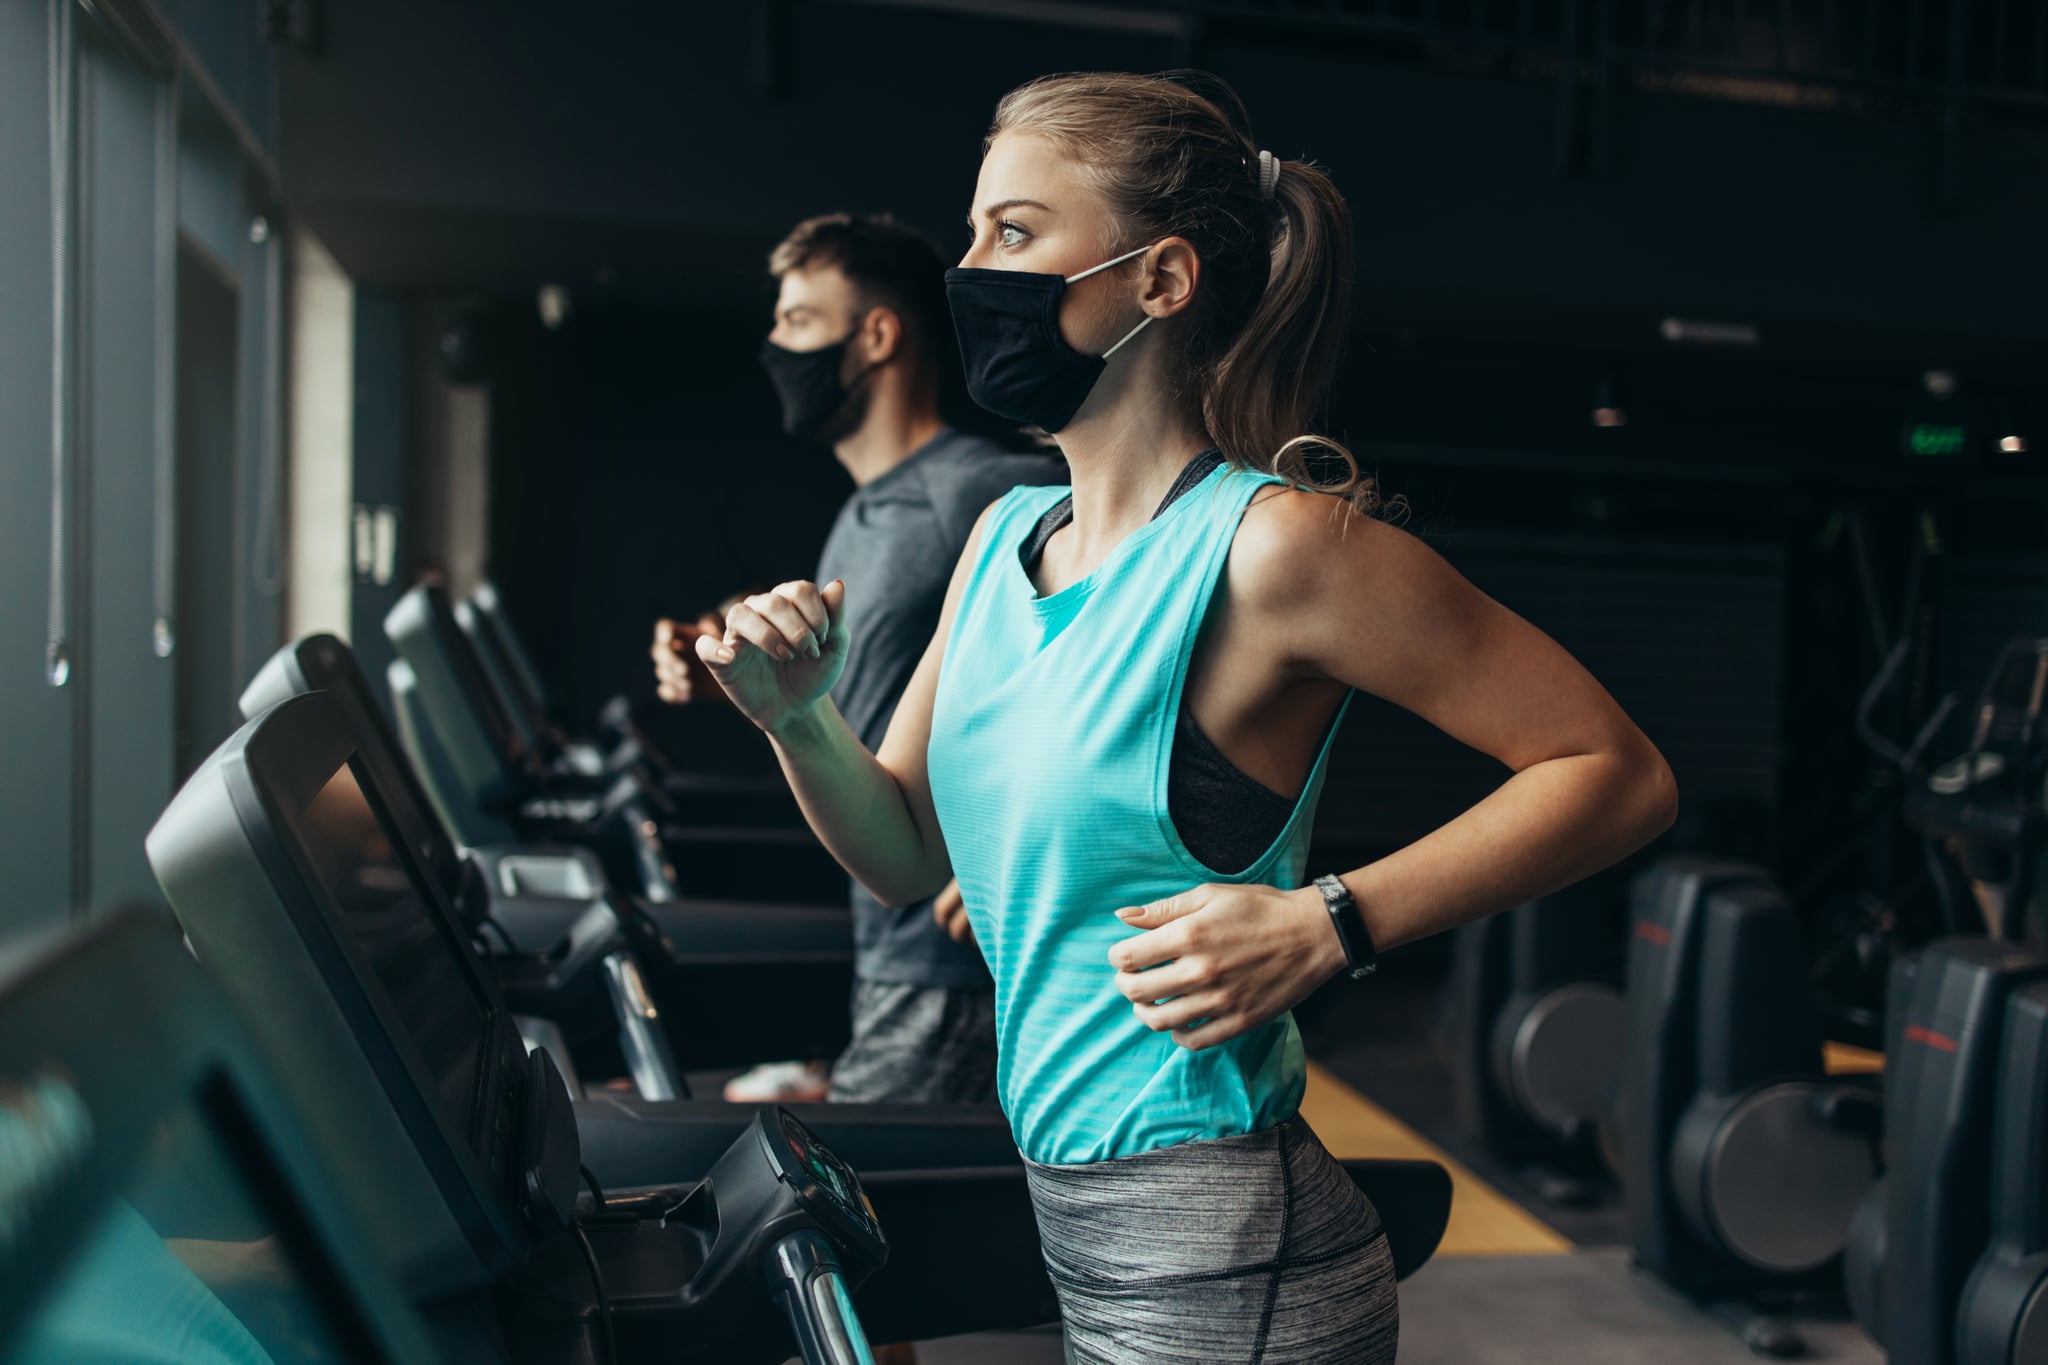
[1314,873,1378,980]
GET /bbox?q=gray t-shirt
[817,427,1066,989]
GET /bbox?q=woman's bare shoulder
[1230,483,1422,607]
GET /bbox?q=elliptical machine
[1845,637,2048,1364]
[1446,795,1773,1206]
[1956,978,2048,1364]
[1910,638,2047,946]
[1445,872,1628,1205]
[1616,857,1882,1357]
[1845,937,2048,1364]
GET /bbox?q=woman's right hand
[697,578,850,735]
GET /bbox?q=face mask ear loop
[1099,314,1152,359]
[1066,242,1160,361]
[1063,241,1158,284]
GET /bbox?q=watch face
[1315,876,1375,973]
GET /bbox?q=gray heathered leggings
[1022,1115,1400,1364]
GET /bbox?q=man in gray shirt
[652,213,1062,1105]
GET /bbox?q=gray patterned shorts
[1023,1115,1399,1364]
[825,979,1000,1105]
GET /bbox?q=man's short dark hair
[769,213,955,387]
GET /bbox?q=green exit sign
[1904,422,1969,457]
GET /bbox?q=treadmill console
[148,692,577,1297]
[533,1106,886,1362]
[771,1107,889,1264]
[241,633,468,905]
[239,634,684,1100]
[154,696,886,1363]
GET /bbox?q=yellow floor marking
[1300,1060,1573,1257]
[1824,1041,1884,1075]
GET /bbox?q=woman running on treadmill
[698,69,1678,1364]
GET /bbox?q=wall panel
[79,28,176,911]
[0,0,77,929]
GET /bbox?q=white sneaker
[722,1059,831,1103]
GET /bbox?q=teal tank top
[928,462,1352,1165]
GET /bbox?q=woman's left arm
[1110,496,1680,1050]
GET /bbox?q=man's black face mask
[759,335,860,441]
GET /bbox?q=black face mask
[944,243,1156,434]
[759,336,863,440]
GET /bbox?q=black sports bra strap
[1019,449,1225,572]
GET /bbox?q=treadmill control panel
[767,1108,888,1268]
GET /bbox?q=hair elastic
[1257,148,1280,201]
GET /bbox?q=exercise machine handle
[599,949,682,1100]
[768,1227,876,1365]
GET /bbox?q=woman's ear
[1143,237,1202,320]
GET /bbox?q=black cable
[579,1163,607,1211]
[572,1223,616,1365]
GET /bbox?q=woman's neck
[1053,382,1210,557]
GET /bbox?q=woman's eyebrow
[978,198,1055,220]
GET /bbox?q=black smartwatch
[1313,874,1378,981]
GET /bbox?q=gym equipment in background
[1844,939,2048,1365]
[384,581,678,899]
[1799,506,1963,1049]
[1844,635,2048,1365]
[1955,979,2048,1365]
[1910,637,2047,946]
[462,580,803,829]
[387,581,849,904]
[1444,872,1626,1205]
[241,633,856,1081]
[0,912,443,1364]
[1617,857,1881,1358]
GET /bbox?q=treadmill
[386,581,849,905]
[241,633,857,1085]
[0,911,444,1363]
[461,579,805,829]
[147,690,1063,1350]
[153,690,1456,1307]
[383,580,676,902]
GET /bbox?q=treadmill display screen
[778,1109,884,1243]
[298,760,490,1134]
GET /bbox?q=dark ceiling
[280,6,2046,315]
[275,0,2048,459]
